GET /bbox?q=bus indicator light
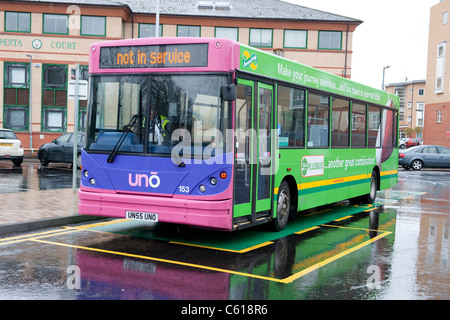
[220,171,227,179]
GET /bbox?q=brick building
[424,0,450,148]
[385,80,426,139]
[0,0,362,154]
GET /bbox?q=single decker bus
[79,37,399,231]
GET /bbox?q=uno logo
[242,50,258,70]
[128,172,161,188]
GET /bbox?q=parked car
[0,128,24,166]
[399,138,407,149]
[399,145,450,170]
[38,132,84,169]
[401,138,422,149]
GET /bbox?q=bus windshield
[85,74,231,159]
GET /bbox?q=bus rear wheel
[273,181,291,231]
[364,171,378,204]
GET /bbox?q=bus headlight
[199,185,206,193]
[210,177,217,185]
[89,178,96,185]
[83,170,89,178]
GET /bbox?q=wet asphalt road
[0,161,448,300]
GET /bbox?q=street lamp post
[382,65,390,91]
[25,53,33,155]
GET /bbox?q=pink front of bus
[79,38,241,230]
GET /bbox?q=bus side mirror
[221,84,236,101]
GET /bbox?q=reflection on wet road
[0,167,448,300]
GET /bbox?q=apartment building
[0,0,362,153]
[424,0,450,148]
[385,80,426,139]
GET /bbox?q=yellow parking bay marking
[0,228,82,246]
[294,226,320,235]
[282,231,392,283]
[169,240,274,253]
[30,238,281,283]
[25,226,391,284]
[334,215,353,222]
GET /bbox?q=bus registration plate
[126,211,158,222]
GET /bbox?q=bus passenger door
[233,79,254,219]
[255,82,273,213]
[233,80,274,225]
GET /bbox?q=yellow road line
[0,228,81,246]
[31,238,282,283]
[281,231,391,283]
[334,215,353,222]
[169,240,274,253]
[294,226,320,235]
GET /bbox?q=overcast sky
[283,0,438,89]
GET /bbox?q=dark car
[399,145,450,170]
[38,132,84,169]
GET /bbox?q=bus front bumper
[78,187,233,231]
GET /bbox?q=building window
[444,12,448,25]
[284,30,307,49]
[81,16,106,36]
[177,25,200,37]
[3,62,30,131]
[418,88,425,96]
[249,28,272,47]
[215,27,238,41]
[43,14,68,34]
[42,64,68,132]
[78,65,89,131]
[436,42,446,93]
[416,103,424,127]
[437,110,442,123]
[5,11,31,33]
[318,31,342,50]
[139,23,163,38]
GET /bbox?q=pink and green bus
[79,37,399,231]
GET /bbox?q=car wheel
[273,181,291,231]
[411,159,423,171]
[76,153,82,169]
[39,151,49,166]
[12,158,23,166]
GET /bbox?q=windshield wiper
[107,114,139,163]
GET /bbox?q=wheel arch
[372,166,381,191]
[280,174,298,212]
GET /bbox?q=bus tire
[364,171,378,204]
[273,181,291,231]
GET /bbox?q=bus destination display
[99,43,208,69]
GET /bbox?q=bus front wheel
[273,181,291,231]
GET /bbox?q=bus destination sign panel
[99,43,209,69]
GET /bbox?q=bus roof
[238,43,399,108]
[90,37,398,108]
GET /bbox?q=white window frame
[436,42,446,94]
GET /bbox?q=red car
[402,138,422,149]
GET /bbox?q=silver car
[0,128,24,166]
[399,145,450,170]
